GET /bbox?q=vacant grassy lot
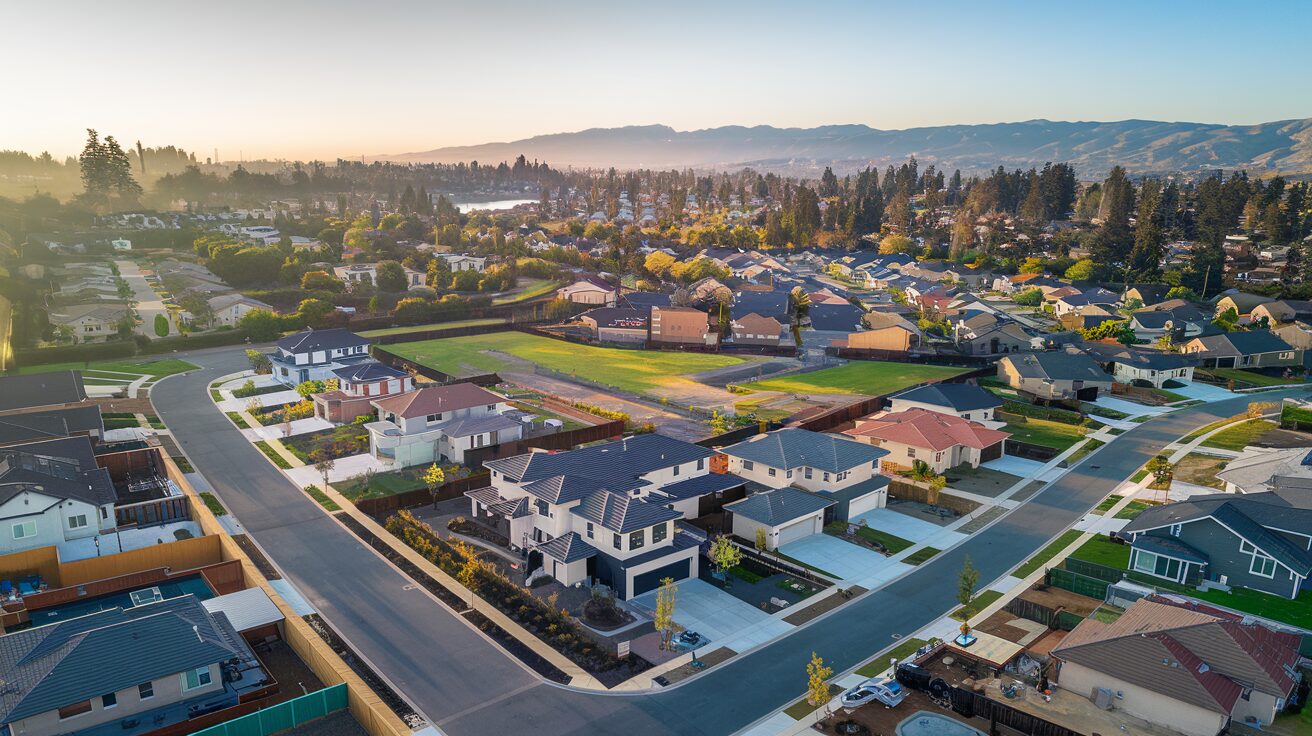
[1069,535,1131,568]
[746,361,965,396]
[1172,453,1228,490]
[17,357,198,379]
[1201,419,1278,451]
[357,317,507,338]
[382,331,747,395]
[1002,416,1087,451]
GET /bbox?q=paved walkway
[116,259,176,337]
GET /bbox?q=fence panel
[191,684,348,736]
[1063,557,1126,583]
[1047,567,1111,600]
[1055,610,1085,631]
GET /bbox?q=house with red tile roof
[843,408,1009,473]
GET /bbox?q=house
[887,383,1002,422]
[731,313,783,347]
[0,437,117,555]
[333,263,425,290]
[649,306,715,346]
[1051,598,1300,736]
[1273,322,1312,358]
[1214,292,1274,320]
[205,293,275,327]
[997,351,1114,401]
[469,435,716,598]
[1250,299,1312,326]
[557,276,618,306]
[952,313,1032,355]
[1130,304,1212,342]
[1181,331,1301,369]
[366,383,522,466]
[720,428,890,522]
[0,594,266,736]
[1122,486,1312,598]
[1124,284,1170,307]
[579,307,649,345]
[0,372,87,413]
[437,254,487,272]
[268,328,373,387]
[723,488,834,551]
[48,304,130,343]
[311,361,414,423]
[1052,290,1120,317]
[840,312,922,352]
[1076,343,1197,388]
[844,409,1009,473]
[0,406,104,447]
[1058,304,1120,331]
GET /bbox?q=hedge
[1002,399,1092,427]
[14,339,138,367]
[140,328,255,353]
[153,314,169,337]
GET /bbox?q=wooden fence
[896,663,1082,736]
[462,419,626,468]
[373,349,502,386]
[354,471,493,518]
[887,479,981,516]
[115,495,191,528]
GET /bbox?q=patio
[777,534,911,586]
[630,579,791,650]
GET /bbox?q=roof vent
[1198,663,1210,673]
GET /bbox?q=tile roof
[484,434,715,484]
[650,472,748,502]
[845,409,1010,452]
[372,383,506,419]
[276,327,370,354]
[536,532,598,563]
[890,384,1002,412]
[571,489,681,533]
[0,372,86,411]
[722,428,887,473]
[724,487,834,526]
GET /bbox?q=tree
[755,527,768,552]
[709,411,729,435]
[245,349,271,374]
[1146,454,1173,487]
[958,555,980,609]
[1064,259,1098,281]
[806,652,834,711]
[655,577,679,651]
[179,292,215,327]
[1014,288,1043,307]
[423,463,446,509]
[644,251,676,279]
[879,233,917,255]
[375,260,408,292]
[295,379,326,398]
[153,313,169,337]
[237,309,284,341]
[296,298,334,327]
[301,270,343,292]
[312,453,335,490]
[708,536,742,576]
[1019,257,1044,274]
[789,285,812,323]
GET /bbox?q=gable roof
[580,307,650,329]
[808,303,866,332]
[1188,331,1294,357]
[0,443,116,508]
[484,434,715,484]
[571,488,681,533]
[331,361,408,383]
[890,383,1002,412]
[0,372,86,412]
[649,473,748,502]
[731,290,790,321]
[276,328,370,354]
[722,428,887,473]
[536,532,597,563]
[724,487,834,526]
[845,409,1010,452]
[372,383,506,419]
[1001,351,1112,382]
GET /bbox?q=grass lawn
[381,331,747,395]
[1172,453,1229,490]
[357,317,507,338]
[1092,495,1123,514]
[302,484,342,512]
[854,527,914,554]
[1114,499,1159,519]
[783,685,844,720]
[1068,535,1131,568]
[1063,439,1105,465]
[281,425,370,462]
[1014,529,1084,578]
[1203,368,1306,388]
[253,441,291,469]
[18,357,198,378]
[951,589,1003,621]
[746,361,965,396]
[1180,417,1239,443]
[493,278,561,305]
[856,637,930,677]
[333,467,470,501]
[199,492,228,517]
[903,547,941,566]
[225,411,251,429]
[1191,587,1312,629]
[1201,419,1278,451]
[1002,417,1087,451]
[1130,468,1149,482]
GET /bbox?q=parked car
[840,677,907,708]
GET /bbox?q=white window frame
[182,666,212,692]
[1249,552,1277,578]
[68,514,88,530]
[12,521,36,540]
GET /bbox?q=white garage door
[776,516,818,546]
[846,490,884,519]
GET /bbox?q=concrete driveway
[1089,395,1169,417]
[778,534,908,585]
[1170,380,1243,402]
[983,455,1047,477]
[631,579,789,649]
[853,509,965,547]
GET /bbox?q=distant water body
[454,199,535,213]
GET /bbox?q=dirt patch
[302,613,423,729]
[1019,583,1100,616]
[975,611,1035,643]
[1172,453,1228,490]
[655,646,737,685]
[783,586,867,625]
[232,534,281,579]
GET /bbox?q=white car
[839,677,908,709]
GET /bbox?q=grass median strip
[951,589,1003,621]
[856,637,930,677]
[199,492,228,516]
[303,484,341,511]
[902,547,941,566]
[1014,529,1084,578]
[253,440,291,469]
[225,411,251,429]
[784,685,843,720]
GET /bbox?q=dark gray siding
[1162,518,1298,598]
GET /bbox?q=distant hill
[381,118,1312,178]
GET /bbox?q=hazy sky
[6,0,1310,161]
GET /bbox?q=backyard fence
[1004,439,1061,462]
[372,349,501,387]
[1003,596,1086,632]
[826,347,994,366]
[896,663,1082,736]
[461,419,626,468]
[365,320,516,346]
[354,472,492,518]
[190,684,348,736]
[1046,567,1112,600]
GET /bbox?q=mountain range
[381,118,1312,178]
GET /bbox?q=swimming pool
[896,710,985,736]
[26,574,214,627]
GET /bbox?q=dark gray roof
[731,290,790,321]
[891,383,1002,412]
[0,415,74,446]
[571,489,681,534]
[276,328,370,354]
[433,414,522,439]
[808,303,865,332]
[0,372,86,412]
[1190,330,1295,357]
[1131,535,1209,564]
[722,428,887,473]
[0,595,248,722]
[0,439,115,508]
[816,475,890,505]
[619,292,672,311]
[331,361,408,383]
[725,487,834,526]
[520,475,645,505]
[1003,351,1112,382]
[651,473,748,502]
[485,434,715,484]
[580,307,649,329]
[536,532,597,563]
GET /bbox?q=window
[837,471,849,482]
[653,523,668,543]
[585,522,594,539]
[426,413,442,423]
[102,692,117,709]
[673,465,680,477]
[11,521,35,540]
[697,458,705,471]
[804,467,813,480]
[823,472,830,482]
[1250,553,1276,578]
[138,682,154,700]
[535,500,549,517]
[612,533,621,550]
[786,470,793,479]
[183,666,212,691]
[1133,550,1182,580]
[935,453,943,463]
[1169,524,1182,537]
[68,514,88,530]
[742,460,754,471]
[58,700,93,720]
[768,468,777,477]
[630,529,645,550]
[908,448,917,458]
[486,404,495,411]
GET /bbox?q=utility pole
[1201,264,1212,299]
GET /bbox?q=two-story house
[333,263,425,290]
[887,383,1002,422]
[0,438,117,556]
[268,328,373,387]
[366,383,522,466]
[467,435,718,598]
[720,428,890,523]
[311,362,414,423]
[0,595,266,736]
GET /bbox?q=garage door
[631,558,692,597]
[776,516,817,546]
[846,491,884,519]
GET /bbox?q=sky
[5,0,1311,161]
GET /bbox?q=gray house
[1182,331,1301,369]
[1122,487,1312,599]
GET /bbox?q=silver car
[839,677,908,709]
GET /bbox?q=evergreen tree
[1095,166,1134,263]
[1127,179,1164,279]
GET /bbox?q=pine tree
[1127,179,1164,279]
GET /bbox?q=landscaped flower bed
[282,425,370,462]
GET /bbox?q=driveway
[982,455,1047,477]
[1088,395,1169,417]
[778,534,909,585]
[853,508,966,548]
[1170,380,1242,402]
[116,259,175,337]
[631,579,790,651]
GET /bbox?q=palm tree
[789,286,812,325]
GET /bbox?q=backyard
[742,361,965,396]
[17,357,198,386]
[380,331,749,396]
[1201,368,1306,388]
[334,466,473,501]
[1068,535,1131,568]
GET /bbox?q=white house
[557,276,618,306]
[365,383,522,466]
[268,328,373,387]
[205,293,275,327]
[723,488,834,551]
[0,438,117,556]
[438,254,487,272]
[332,263,426,290]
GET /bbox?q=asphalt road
[153,348,1305,736]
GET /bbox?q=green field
[745,361,965,396]
[1002,417,1087,451]
[382,331,748,395]
[357,318,507,338]
[1202,368,1306,388]
[16,357,198,380]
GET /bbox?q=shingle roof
[808,303,865,332]
[722,428,887,473]
[580,307,650,329]
[1190,331,1294,357]
[571,489,681,533]
[485,434,715,484]
[372,383,506,419]
[890,384,1002,412]
[0,372,86,412]
[276,328,370,354]
[845,409,1010,452]
[650,473,748,502]
[0,442,116,508]
[536,532,598,563]
[331,361,408,383]
[725,487,834,526]
[1001,351,1112,382]
[433,414,522,439]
